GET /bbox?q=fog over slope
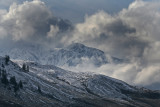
[0,0,160,90]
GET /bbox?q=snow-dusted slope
[0,43,123,67]
[0,57,160,107]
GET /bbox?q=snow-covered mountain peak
[66,43,86,50]
[66,43,105,57]
[0,43,124,67]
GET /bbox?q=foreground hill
[0,56,160,107]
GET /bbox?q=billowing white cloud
[61,0,160,89]
[63,0,159,58]
[0,0,71,44]
[135,65,160,86]
[0,26,7,38]
[47,25,59,38]
[0,0,51,40]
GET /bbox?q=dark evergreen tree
[26,66,29,72]
[10,76,17,86]
[0,70,1,77]
[14,85,19,93]
[1,70,9,85]
[18,80,23,89]
[22,63,26,71]
[5,55,10,65]
[38,85,41,93]
[2,70,6,75]
[7,86,11,90]
[2,64,4,68]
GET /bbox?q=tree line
[1,55,42,94]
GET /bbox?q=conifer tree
[38,85,41,93]
[22,63,26,71]
[10,76,17,86]
[1,70,9,85]
[19,80,23,89]
[2,64,4,68]
[0,70,1,77]
[14,85,19,93]
[26,65,29,72]
[5,55,10,65]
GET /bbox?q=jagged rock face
[0,43,123,67]
[0,57,160,107]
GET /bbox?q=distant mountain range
[0,43,123,67]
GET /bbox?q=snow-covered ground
[0,56,159,107]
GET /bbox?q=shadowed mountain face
[0,57,160,107]
[0,43,123,67]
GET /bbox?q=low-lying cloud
[62,0,160,89]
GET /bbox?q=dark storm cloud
[106,19,136,35]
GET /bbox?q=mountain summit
[0,43,122,67]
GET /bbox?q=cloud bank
[61,0,160,89]
[0,0,72,46]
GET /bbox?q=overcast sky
[1,0,157,23]
[0,0,134,23]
